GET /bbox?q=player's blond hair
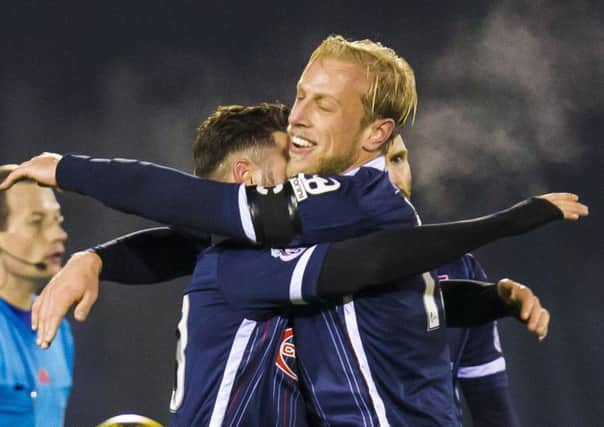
[308,35,417,131]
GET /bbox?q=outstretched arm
[1,153,588,247]
[34,193,561,348]
[315,196,562,298]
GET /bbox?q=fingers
[510,285,551,342]
[36,283,60,348]
[526,296,542,331]
[526,300,550,341]
[35,252,101,348]
[539,193,589,220]
[74,290,98,322]
[518,289,535,322]
[0,154,61,190]
[39,314,64,350]
[37,291,74,349]
[536,309,550,341]
[542,192,578,201]
[36,281,76,348]
[0,167,28,190]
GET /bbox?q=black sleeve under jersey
[440,280,515,327]
[315,196,560,302]
[92,227,210,284]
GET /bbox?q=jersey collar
[343,156,386,176]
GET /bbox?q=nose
[49,223,68,243]
[288,98,310,128]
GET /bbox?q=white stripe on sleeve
[289,245,317,304]
[457,356,506,379]
[238,184,257,242]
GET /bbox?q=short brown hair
[193,103,289,178]
[308,35,417,132]
[0,165,18,230]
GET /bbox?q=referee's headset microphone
[0,246,47,271]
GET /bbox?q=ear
[232,159,255,185]
[362,118,395,152]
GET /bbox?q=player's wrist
[73,250,103,275]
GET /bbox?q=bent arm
[92,227,209,284]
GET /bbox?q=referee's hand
[32,251,102,349]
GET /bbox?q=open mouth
[45,251,65,264]
[290,135,316,153]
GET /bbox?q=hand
[0,152,62,190]
[538,193,589,220]
[497,278,550,341]
[32,251,102,349]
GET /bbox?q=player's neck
[342,152,383,174]
[0,269,37,310]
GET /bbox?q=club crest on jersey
[275,328,297,381]
[288,174,341,202]
[271,247,305,262]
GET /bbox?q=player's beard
[292,153,355,176]
[286,141,360,177]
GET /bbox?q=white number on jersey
[422,272,440,331]
[170,294,190,412]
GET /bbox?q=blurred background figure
[0,165,72,427]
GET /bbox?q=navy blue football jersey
[436,254,509,424]
[292,157,455,426]
[202,157,457,426]
[169,242,333,427]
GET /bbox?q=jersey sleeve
[457,322,506,379]
[457,255,507,376]
[56,155,416,246]
[56,154,562,250]
[278,169,417,245]
[56,155,248,240]
[216,244,331,311]
[92,226,209,284]
[458,372,520,427]
[464,253,488,282]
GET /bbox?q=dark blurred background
[1,1,602,425]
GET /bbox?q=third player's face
[287,58,371,176]
[254,131,290,187]
[386,135,412,199]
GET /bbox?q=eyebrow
[315,94,340,106]
[297,83,341,106]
